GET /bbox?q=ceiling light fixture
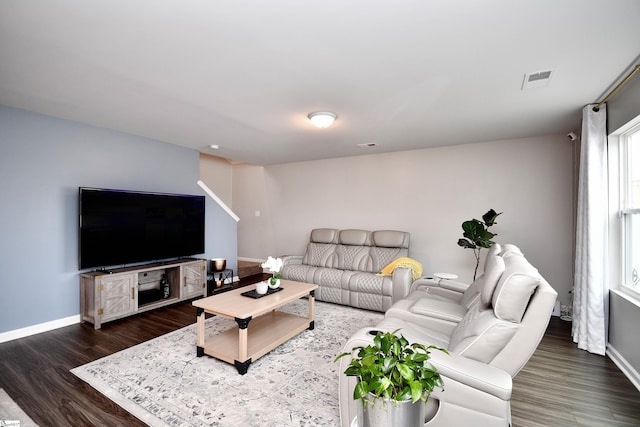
[308,112,337,128]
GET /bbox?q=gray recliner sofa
[280,228,413,312]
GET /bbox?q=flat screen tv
[79,187,205,269]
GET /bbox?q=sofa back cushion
[447,304,519,363]
[448,253,542,364]
[339,229,372,246]
[302,228,340,267]
[492,255,541,322]
[501,243,523,258]
[302,228,410,272]
[372,230,410,249]
[479,255,506,306]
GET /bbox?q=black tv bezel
[78,187,205,270]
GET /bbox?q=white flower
[261,256,283,274]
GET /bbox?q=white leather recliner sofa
[280,228,413,312]
[384,243,505,334]
[338,246,557,427]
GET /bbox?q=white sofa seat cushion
[410,297,469,323]
[374,316,451,348]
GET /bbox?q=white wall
[233,134,575,306]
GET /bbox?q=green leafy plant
[334,330,447,406]
[457,208,502,280]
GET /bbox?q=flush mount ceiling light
[308,112,337,128]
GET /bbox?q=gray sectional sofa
[280,228,413,312]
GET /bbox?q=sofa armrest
[428,348,512,401]
[281,255,303,266]
[410,277,469,301]
[391,267,412,301]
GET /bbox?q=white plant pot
[268,278,281,289]
[255,281,268,295]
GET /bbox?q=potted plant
[457,208,502,280]
[335,330,447,427]
[261,256,283,288]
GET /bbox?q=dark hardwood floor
[1,279,639,427]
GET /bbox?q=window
[620,122,640,295]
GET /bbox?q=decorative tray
[241,286,284,299]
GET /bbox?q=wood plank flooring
[1,279,639,427]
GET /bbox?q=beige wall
[233,134,575,306]
[199,154,233,206]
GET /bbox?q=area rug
[71,300,383,427]
[0,389,39,427]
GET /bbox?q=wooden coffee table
[192,279,318,374]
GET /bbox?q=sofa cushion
[310,228,339,244]
[480,255,506,306]
[339,229,372,246]
[501,243,523,258]
[410,297,468,323]
[372,230,410,248]
[491,255,541,323]
[448,304,519,363]
[302,242,338,267]
[337,243,372,271]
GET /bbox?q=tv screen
[79,187,205,269]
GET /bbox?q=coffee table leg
[234,359,252,375]
[308,290,315,330]
[235,316,252,374]
[196,308,205,357]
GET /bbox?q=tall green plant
[457,209,502,280]
[335,330,447,405]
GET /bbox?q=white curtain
[572,104,608,355]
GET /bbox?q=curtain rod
[593,64,640,112]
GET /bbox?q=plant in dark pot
[335,330,447,427]
[457,208,502,280]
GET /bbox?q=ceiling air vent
[357,143,377,148]
[522,69,554,90]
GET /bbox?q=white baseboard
[0,314,81,344]
[607,343,640,392]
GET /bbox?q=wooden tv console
[80,258,206,329]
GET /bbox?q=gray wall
[233,134,575,307]
[0,105,236,334]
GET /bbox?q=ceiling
[1,1,639,165]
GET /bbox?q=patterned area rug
[0,389,39,427]
[71,300,383,427]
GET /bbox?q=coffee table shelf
[200,311,311,364]
[192,280,318,374]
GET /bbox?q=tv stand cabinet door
[181,260,206,299]
[98,273,137,324]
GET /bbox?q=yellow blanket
[378,257,423,281]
